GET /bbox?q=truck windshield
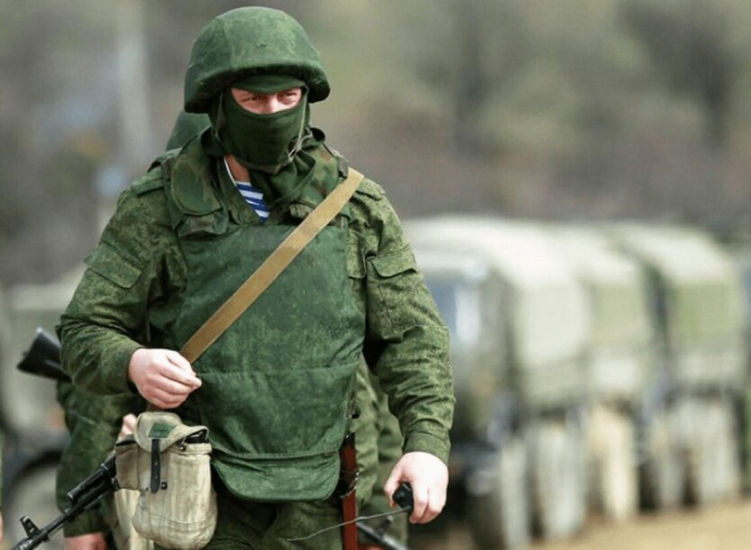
[424,275,481,349]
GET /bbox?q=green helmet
[184,7,330,113]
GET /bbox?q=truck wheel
[687,399,741,506]
[4,461,64,549]
[466,437,530,549]
[719,400,742,500]
[640,408,684,510]
[530,418,586,540]
[587,405,638,521]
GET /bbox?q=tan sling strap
[179,168,365,364]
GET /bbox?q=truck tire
[4,461,64,549]
[587,405,638,521]
[530,418,586,540]
[687,399,741,506]
[640,408,684,510]
[466,437,530,549]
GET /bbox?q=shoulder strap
[179,169,365,363]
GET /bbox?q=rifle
[11,455,117,550]
[13,328,414,550]
[12,329,116,550]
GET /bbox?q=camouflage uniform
[59,7,453,549]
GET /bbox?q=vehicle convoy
[606,224,746,509]
[406,217,591,548]
[546,227,652,522]
[406,218,748,549]
[0,269,82,550]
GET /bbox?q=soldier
[59,7,453,549]
[59,109,409,549]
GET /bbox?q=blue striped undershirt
[224,158,270,221]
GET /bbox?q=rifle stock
[16,328,70,383]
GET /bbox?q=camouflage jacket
[58,140,454,465]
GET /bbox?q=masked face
[216,76,309,174]
[231,87,303,115]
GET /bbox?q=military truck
[546,227,652,522]
[733,248,751,491]
[607,224,745,508]
[0,269,82,549]
[406,217,590,548]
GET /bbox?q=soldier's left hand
[118,413,137,440]
[383,451,448,524]
[64,532,108,549]
[0,512,4,545]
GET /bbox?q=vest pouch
[115,436,140,490]
[116,412,217,549]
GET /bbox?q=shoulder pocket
[369,247,417,278]
[84,243,142,289]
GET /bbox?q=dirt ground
[4,501,751,549]
[411,500,751,550]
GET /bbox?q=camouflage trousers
[154,483,343,549]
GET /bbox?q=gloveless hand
[64,532,108,550]
[128,348,201,409]
[383,451,448,524]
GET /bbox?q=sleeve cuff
[403,431,450,465]
[113,343,143,394]
[62,508,109,537]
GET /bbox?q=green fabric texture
[155,483,343,549]
[184,7,330,112]
[206,123,342,214]
[217,88,307,173]
[165,111,210,151]
[233,74,306,94]
[164,148,365,501]
[55,382,144,537]
[55,106,203,539]
[58,142,453,463]
[55,101,415,539]
[358,373,408,545]
[58,116,453,542]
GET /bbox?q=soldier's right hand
[64,532,108,550]
[128,348,201,409]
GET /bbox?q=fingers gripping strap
[179,169,365,363]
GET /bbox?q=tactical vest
[159,140,365,502]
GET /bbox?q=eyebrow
[239,89,299,97]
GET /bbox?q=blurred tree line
[1,0,751,285]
